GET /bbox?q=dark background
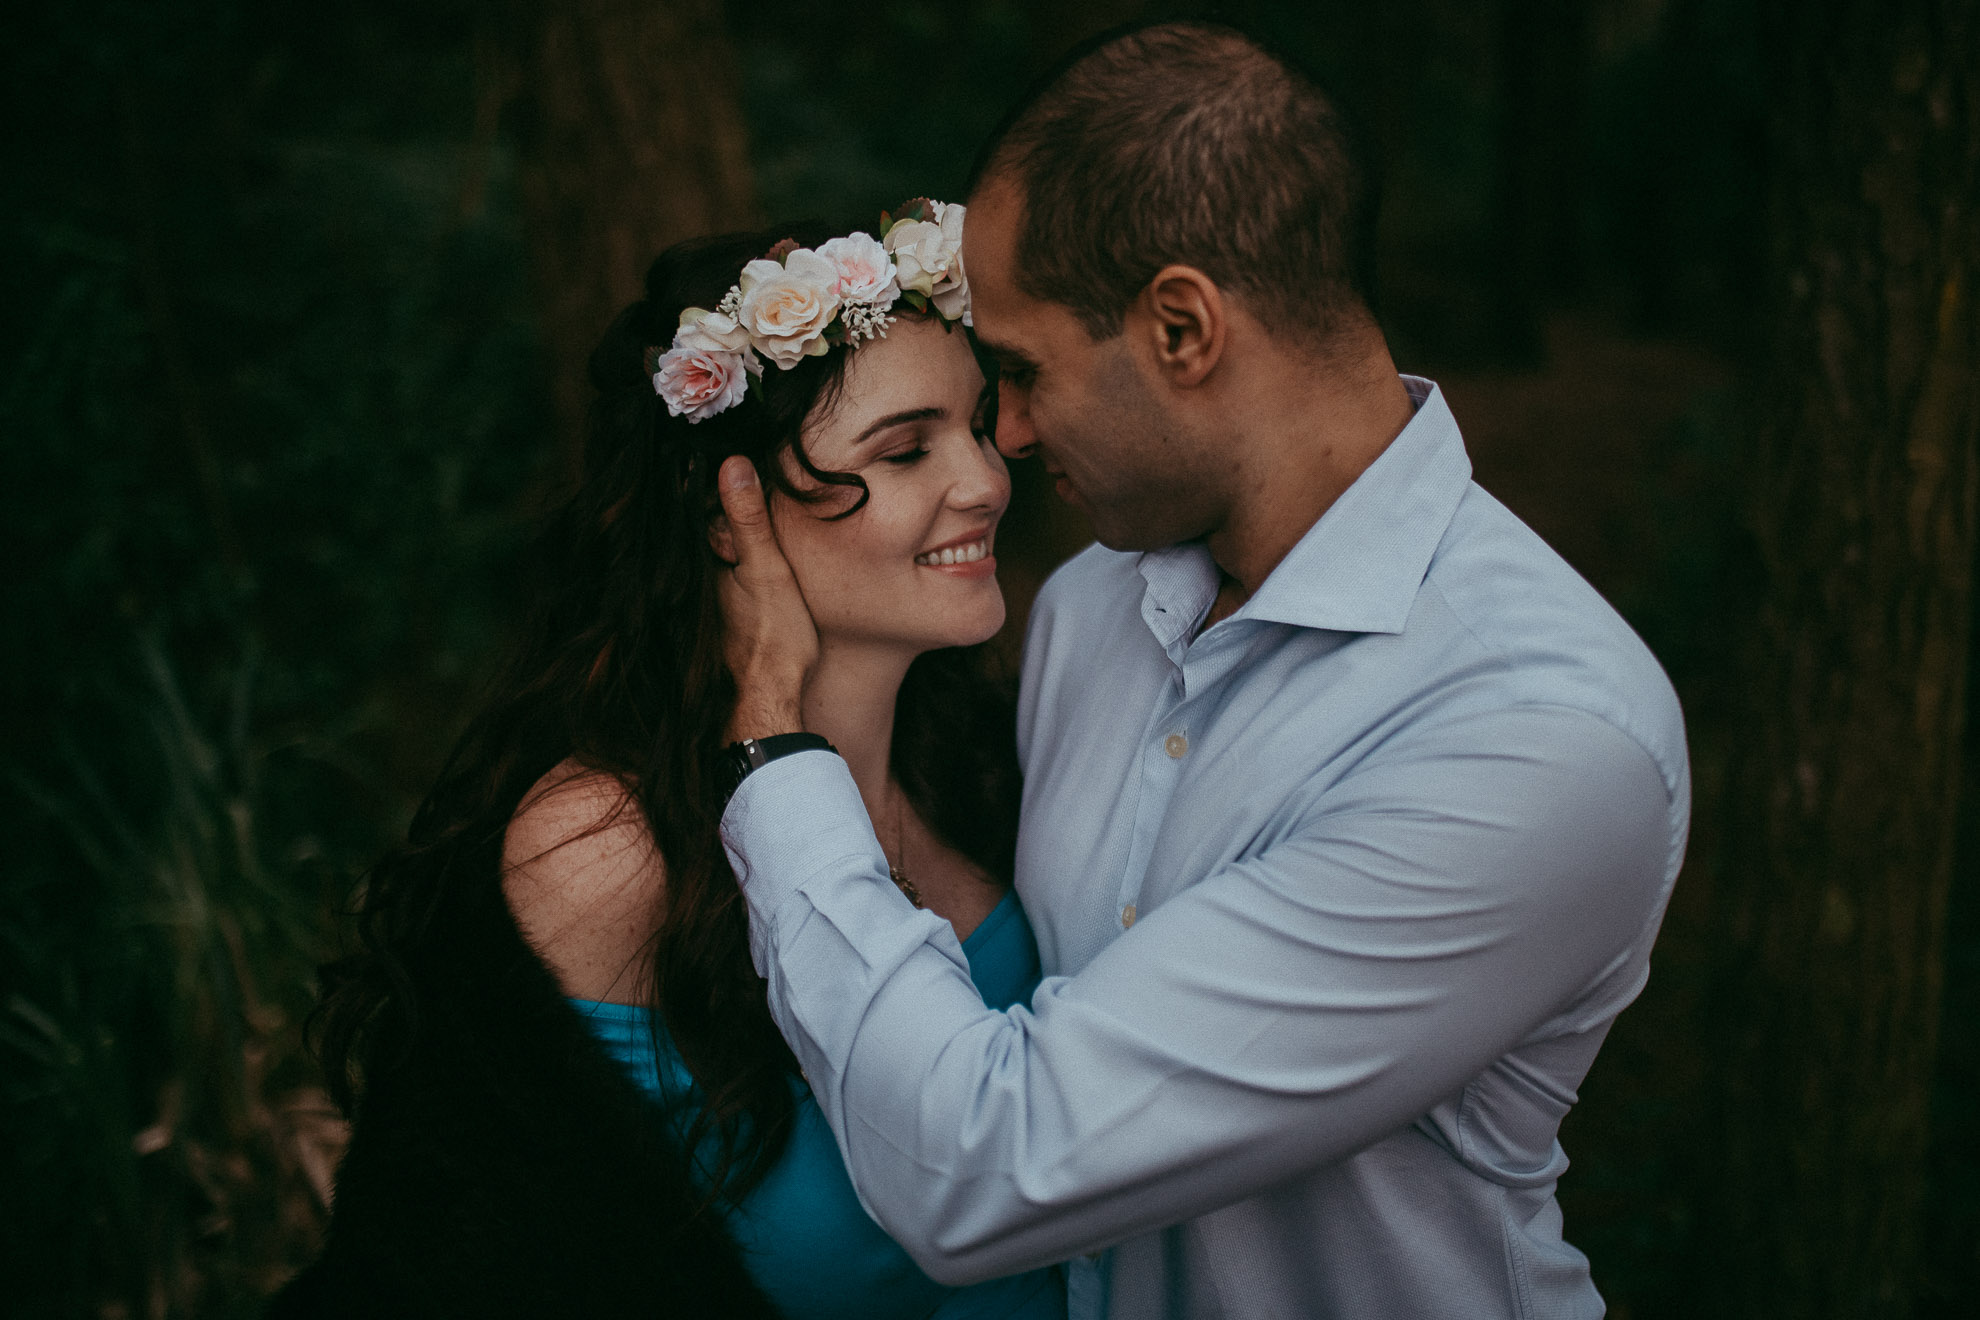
[4,1,1974,1316]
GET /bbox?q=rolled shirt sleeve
[722,701,1674,1285]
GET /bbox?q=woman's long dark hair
[313,220,1021,1204]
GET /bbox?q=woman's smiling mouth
[914,535,994,570]
[922,534,997,565]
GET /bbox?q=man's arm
[724,703,1676,1284]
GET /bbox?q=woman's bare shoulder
[501,760,664,1004]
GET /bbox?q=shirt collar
[1136,376,1472,643]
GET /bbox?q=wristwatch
[717,732,837,807]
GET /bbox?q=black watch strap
[718,732,837,807]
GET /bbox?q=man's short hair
[972,20,1379,352]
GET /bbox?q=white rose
[652,344,750,423]
[676,308,744,354]
[885,202,969,317]
[814,232,900,310]
[736,250,843,368]
[930,248,971,324]
[674,309,764,376]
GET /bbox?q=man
[715,20,1687,1319]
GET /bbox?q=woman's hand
[715,456,818,742]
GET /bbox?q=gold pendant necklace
[890,790,923,908]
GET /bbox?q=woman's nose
[995,379,1036,459]
[949,431,1012,515]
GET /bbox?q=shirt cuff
[720,749,887,973]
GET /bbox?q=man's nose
[995,379,1036,460]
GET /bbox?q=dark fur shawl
[268,866,778,1319]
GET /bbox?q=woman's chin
[963,593,1008,646]
[915,603,1008,654]
[823,579,1007,657]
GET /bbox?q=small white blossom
[840,301,896,344]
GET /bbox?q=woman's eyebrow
[852,406,944,445]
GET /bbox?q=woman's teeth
[915,539,989,567]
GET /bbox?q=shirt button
[1164,732,1188,758]
[1122,904,1137,928]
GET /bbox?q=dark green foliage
[3,2,546,1313]
[3,645,351,1315]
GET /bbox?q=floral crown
[646,198,970,424]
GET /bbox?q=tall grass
[3,641,349,1318]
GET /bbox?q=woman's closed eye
[880,443,931,466]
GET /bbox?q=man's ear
[1135,265,1225,389]
[708,513,738,566]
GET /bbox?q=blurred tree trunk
[506,0,758,465]
[1489,0,1588,365]
[1709,2,1978,1315]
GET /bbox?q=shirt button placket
[1117,688,1185,949]
[1122,728,1185,931]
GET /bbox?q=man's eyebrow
[975,336,1038,370]
[852,406,944,445]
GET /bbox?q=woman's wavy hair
[312,219,1021,1205]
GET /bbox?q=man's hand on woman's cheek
[715,456,817,742]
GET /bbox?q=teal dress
[571,891,1065,1320]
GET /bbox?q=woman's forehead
[804,320,982,456]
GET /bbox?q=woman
[276,204,1065,1319]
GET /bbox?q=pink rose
[652,343,750,422]
[814,232,900,309]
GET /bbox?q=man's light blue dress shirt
[721,377,1690,1319]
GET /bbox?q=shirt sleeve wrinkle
[727,692,1680,1280]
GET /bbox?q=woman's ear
[708,513,738,566]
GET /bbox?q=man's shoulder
[1421,484,1688,802]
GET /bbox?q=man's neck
[1201,344,1416,614]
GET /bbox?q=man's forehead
[961,177,1021,271]
[961,193,1031,324]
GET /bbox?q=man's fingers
[711,456,817,737]
[717,456,778,565]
